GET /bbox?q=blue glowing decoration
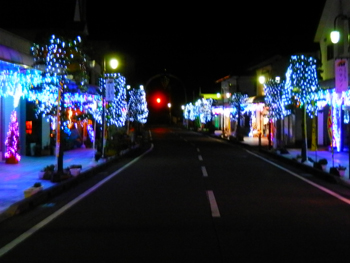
[264,79,286,120]
[184,103,196,121]
[87,124,95,143]
[285,55,322,117]
[0,60,42,108]
[195,98,213,123]
[127,87,149,124]
[230,93,248,121]
[98,74,127,127]
[30,34,90,132]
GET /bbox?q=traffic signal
[149,91,167,109]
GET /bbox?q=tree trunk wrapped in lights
[31,35,89,175]
[285,55,322,162]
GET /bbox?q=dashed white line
[198,155,203,161]
[206,190,221,217]
[201,166,208,177]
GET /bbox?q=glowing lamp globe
[259,76,266,84]
[109,59,119,70]
[330,31,340,44]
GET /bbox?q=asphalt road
[1,126,350,262]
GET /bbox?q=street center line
[198,155,203,161]
[207,190,221,217]
[201,166,208,177]
[246,149,350,205]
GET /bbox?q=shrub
[318,158,328,165]
[337,164,346,170]
[33,182,42,188]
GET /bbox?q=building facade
[315,0,350,151]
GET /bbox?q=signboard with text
[335,58,348,93]
[105,78,115,102]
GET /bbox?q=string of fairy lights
[183,54,350,152]
[1,34,149,162]
[2,40,350,161]
[127,86,149,124]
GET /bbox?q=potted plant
[337,164,346,176]
[24,182,43,198]
[69,164,82,176]
[318,158,328,171]
[39,164,55,180]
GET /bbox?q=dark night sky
[0,0,326,99]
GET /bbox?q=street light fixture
[330,14,349,44]
[258,75,266,84]
[109,59,119,70]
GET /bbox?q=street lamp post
[258,75,272,149]
[330,14,350,45]
[101,57,118,158]
[126,84,131,135]
[168,103,172,124]
[330,14,350,169]
[216,93,224,137]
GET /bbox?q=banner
[105,78,115,102]
[335,58,348,93]
[327,107,333,146]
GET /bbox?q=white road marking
[201,166,208,177]
[207,190,221,217]
[246,149,350,205]
[0,144,154,258]
[197,148,200,152]
[198,155,203,161]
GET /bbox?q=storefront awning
[66,81,100,95]
[0,44,26,64]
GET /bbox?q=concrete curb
[257,148,350,189]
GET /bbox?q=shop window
[327,44,334,61]
[26,121,32,134]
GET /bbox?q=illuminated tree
[30,34,90,119]
[285,55,322,161]
[195,98,213,124]
[31,34,89,175]
[128,87,149,124]
[263,79,287,148]
[264,79,286,120]
[5,110,20,164]
[184,102,196,121]
[230,92,248,140]
[99,74,128,128]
